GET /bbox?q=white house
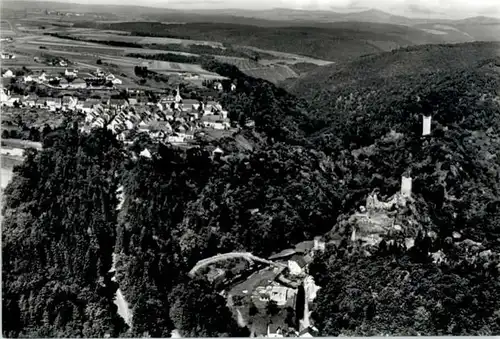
[37,72,47,83]
[23,75,34,83]
[1,53,15,59]
[124,120,134,130]
[2,69,14,78]
[288,255,308,276]
[167,135,185,144]
[313,236,325,252]
[0,89,11,103]
[4,96,21,107]
[138,120,148,133]
[1,148,24,157]
[140,148,152,159]
[201,115,230,130]
[65,68,77,77]
[212,147,224,158]
[177,132,194,141]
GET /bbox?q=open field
[214,56,300,83]
[0,20,16,36]
[21,35,203,57]
[98,55,217,75]
[2,17,322,87]
[239,46,333,66]
[67,30,225,47]
[5,33,223,87]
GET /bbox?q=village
[0,58,243,151]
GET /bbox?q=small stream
[111,185,133,328]
[110,254,133,328]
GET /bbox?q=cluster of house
[262,238,325,338]
[80,87,232,145]
[86,68,123,85]
[0,87,79,110]
[1,67,122,89]
[217,236,326,337]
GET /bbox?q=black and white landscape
[1,0,500,337]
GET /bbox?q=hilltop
[287,42,500,98]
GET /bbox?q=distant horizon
[6,0,500,19]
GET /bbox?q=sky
[30,0,500,18]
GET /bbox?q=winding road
[189,252,287,277]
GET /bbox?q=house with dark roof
[109,98,128,109]
[269,248,296,261]
[295,241,315,254]
[288,254,312,276]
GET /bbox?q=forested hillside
[2,126,127,337]
[287,42,500,95]
[3,41,500,337]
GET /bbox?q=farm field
[0,21,15,36]
[243,64,298,83]
[2,18,315,88]
[240,45,334,66]
[98,55,218,76]
[215,56,299,83]
[23,36,202,57]
[67,31,225,47]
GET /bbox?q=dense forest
[3,42,500,337]
[2,125,127,337]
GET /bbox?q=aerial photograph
[1,0,499,337]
